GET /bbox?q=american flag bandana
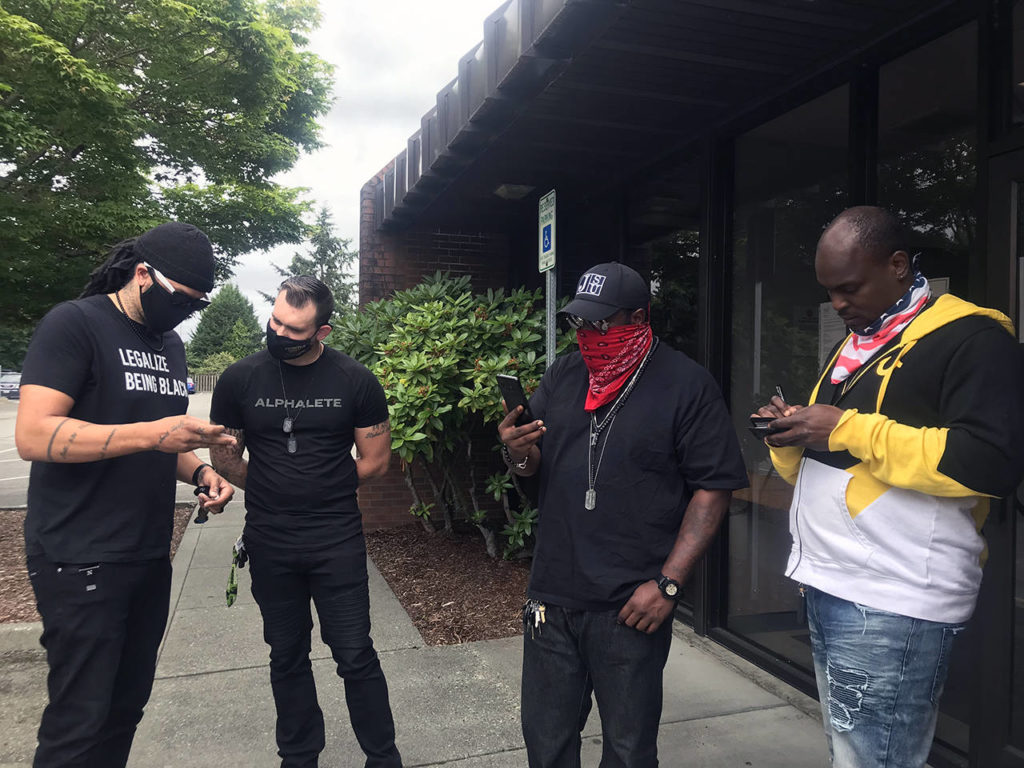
[830,273,930,384]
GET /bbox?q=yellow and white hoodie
[771,295,1024,624]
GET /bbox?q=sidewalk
[0,501,828,767]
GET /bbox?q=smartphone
[748,415,780,438]
[496,374,534,426]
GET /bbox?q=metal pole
[546,268,556,368]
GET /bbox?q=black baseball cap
[559,262,650,321]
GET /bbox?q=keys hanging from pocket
[522,599,546,639]
[226,535,247,607]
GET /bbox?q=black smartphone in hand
[748,415,780,438]
[496,374,534,426]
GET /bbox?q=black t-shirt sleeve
[674,367,749,491]
[210,363,246,429]
[353,367,389,429]
[936,324,1024,497]
[21,302,94,399]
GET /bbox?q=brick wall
[359,171,511,304]
[357,169,513,529]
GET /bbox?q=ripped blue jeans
[804,587,963,768]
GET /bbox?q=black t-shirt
[21,295,189,563]
[527,342,748,610]
[210,347,388,550]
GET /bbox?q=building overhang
[371,0,967,240]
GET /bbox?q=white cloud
[221,0,500,335]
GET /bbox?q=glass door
[974,146,1024,768]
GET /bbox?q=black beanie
[133,222,215,293]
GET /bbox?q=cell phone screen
[496,374,533,426]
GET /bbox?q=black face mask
[139,281,199,333]
[266,323,316,360]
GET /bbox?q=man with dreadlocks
[14,221,236,767]
[498,262,747,767]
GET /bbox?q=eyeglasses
[144,263,211,311]
[565,314,613,333]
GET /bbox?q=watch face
[665,582,678,597]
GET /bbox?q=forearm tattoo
[365,421,391,438]
[157,419,185,446]
[100,428,117,457]
[57,423,92,461]
[46,418,72,462]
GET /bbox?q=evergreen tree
[263,206,357,318]
[188,284,262,368]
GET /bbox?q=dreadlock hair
[79,239,142,298]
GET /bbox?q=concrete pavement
[0,493,829,767]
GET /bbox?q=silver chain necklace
[277,345,323,454]
[585,337,658,510]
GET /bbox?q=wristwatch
[657,574,681,601]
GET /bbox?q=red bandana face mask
[576,323,653,411]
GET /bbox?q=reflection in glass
[1013,1,1024,127]
[878,23,977,300]
[727,86,848,669]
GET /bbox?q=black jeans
[247,538,402,768]
[27,553,171,768]
[521,604,673,768]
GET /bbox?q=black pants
[27,553,171,768]
[521,605,673,768]
[247,538,402,768]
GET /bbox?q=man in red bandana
[498,262,747,767]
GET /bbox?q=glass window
[1013,2,1024,128]
[878,23,977,300]
[877,23,977,755]
[727,86,849,669]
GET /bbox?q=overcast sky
[180,0,500,339]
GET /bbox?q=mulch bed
[365,524,530,646]
[0,504,193,624]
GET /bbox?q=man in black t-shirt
[210,276,401,768]
[15,222,236,768]
[498,263,747,768]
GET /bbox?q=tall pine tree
[188,284,262,368]
[263,206,357,320]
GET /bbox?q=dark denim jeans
[521,604,673,768]
[27,553,171,768]
[247,539,402,768]
[805,587,964,768]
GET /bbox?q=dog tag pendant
[287,435,297,454]
[283,417,293,433]
[585,489,596,510]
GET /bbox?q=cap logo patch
[577,273,606,297]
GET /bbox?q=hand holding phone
[748,415,780,438]
[496,374,534,426]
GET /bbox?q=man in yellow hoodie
[756,206,1024,768]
